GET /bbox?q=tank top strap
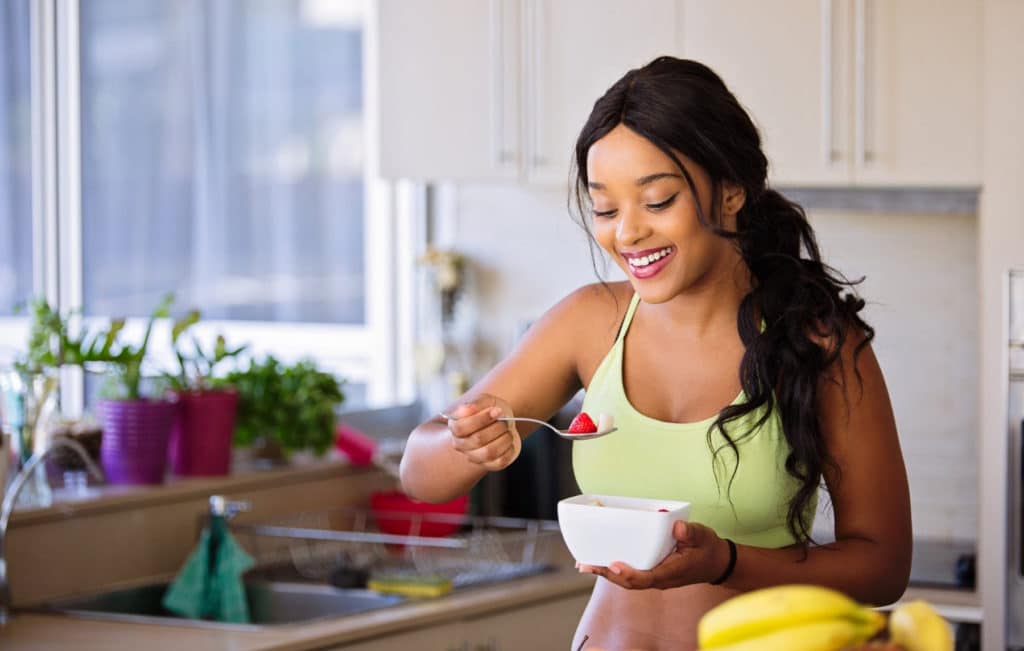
[615,293,642,343]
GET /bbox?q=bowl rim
[558,493,690,514]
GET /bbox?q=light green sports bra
[573,293,815,549]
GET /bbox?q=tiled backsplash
[450,184,979,543]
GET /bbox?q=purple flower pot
[167,389,238,477]
[99,398,178,485]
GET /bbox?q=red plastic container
[370,490,470,538]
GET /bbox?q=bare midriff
[571,579,739,651]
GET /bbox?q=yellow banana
[698,584,882,649]
[699,615,884,651]
[888,600,954,651]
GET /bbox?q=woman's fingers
[443,395,521,470]
[449,419,509,452]
[462,431,515,465]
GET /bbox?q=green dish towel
[162,516,255,623]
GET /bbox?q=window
[0,2,33,321]
[0,0,416,413]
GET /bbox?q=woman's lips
[625,249,674,279]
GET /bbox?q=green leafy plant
[15,297,128,374]
[160,309,246,392]
[99,293,175,400]
[222,356,344,456]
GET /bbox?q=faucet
[0,438,104,625]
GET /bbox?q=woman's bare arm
[399,284,621,503]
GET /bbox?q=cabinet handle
[489,0,513,165]
[854,0,873,165]
[526,0,547,169]
[820,0,839,164]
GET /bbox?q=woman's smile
[622,245,676,279]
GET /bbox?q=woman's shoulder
[535,282,633,370]
[553,281,633,332]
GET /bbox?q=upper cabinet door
[375,0,521,182]
[680,0,854,186]
[853,0,981,187]
[526,0,680,186]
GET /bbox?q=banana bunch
[698,585,887,651]
[698,586,954,651]
[887,600,954,651]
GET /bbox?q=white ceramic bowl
[557,494,691,570]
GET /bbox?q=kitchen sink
[41,580,405,629]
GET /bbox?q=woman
[400,57,912,651]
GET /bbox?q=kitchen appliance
[1008,269,1024,647]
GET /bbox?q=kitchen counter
[0,567,597,650]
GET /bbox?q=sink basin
[42,580,404,629]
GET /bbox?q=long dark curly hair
[571,56,874,546]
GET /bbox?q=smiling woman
[400,56,912,651]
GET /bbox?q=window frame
[0,0,416,415]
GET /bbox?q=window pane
[0,2,33,316]
[79,0,365,323]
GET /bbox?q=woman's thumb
[673,520,704,546]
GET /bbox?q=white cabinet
[679,0,981,187]
[375,0,678,185]
[375,0,520,182]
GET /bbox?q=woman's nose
[616,206,650,246]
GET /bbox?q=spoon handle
[438,412,615,440]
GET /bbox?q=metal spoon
[438,412,618,441]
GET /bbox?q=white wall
[812,209,978,542]
[449,183,979,543]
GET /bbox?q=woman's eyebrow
[635,172,683,186]
[587,172,682,191]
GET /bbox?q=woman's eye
[592,208,617,218]
[647,193,678,211]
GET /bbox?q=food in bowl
[557,494,690,570]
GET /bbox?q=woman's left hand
[577,521,731,590]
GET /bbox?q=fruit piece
[658,508,670,512]
[698,585,884,649]
[888,601,953,651]
[568,412,598,434]
[597,412,615,432]
[698,617,882,651]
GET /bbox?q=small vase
[0,368,60,508]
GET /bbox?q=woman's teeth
[627,247,673,268]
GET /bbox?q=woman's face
[586,124,743,305]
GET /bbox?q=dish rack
[230,507,564,590]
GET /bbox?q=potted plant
[161,311,246,477]
[222,356,344,466]
[2,298,124,502]
[95,294,179,485]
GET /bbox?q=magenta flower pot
[98,398,178,485]
[167,389,238,477]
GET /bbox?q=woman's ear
[722,182,746,217]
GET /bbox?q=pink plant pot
[167,389,238,477]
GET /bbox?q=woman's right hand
[442,394,522,472]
